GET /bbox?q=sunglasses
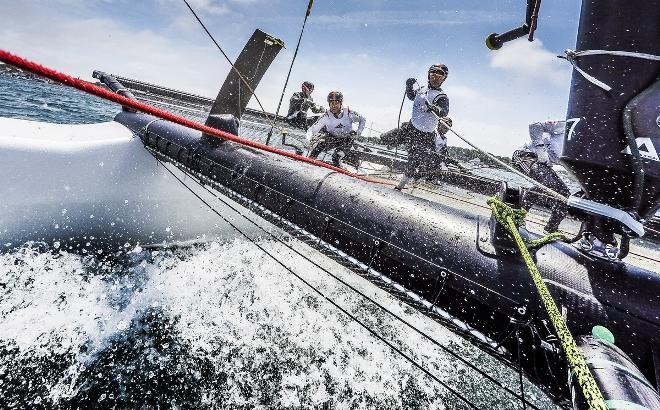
[328,99,341,103]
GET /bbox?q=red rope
[0,50,394,186]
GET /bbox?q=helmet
[327,91,343,104]
[428,64,448,77]
[302,81,314,90]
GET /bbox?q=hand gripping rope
[487,197,608,410]
[0,50,394,187]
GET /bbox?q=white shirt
[306,107,366,141]
[525,120,566,164]
[411,86,447,133]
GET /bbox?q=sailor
[395,64,450,190]
[306,91,366,166]
[512,120,571,233]
[286,81,325,129]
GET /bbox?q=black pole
[266,0,315,146]
[562,0,660,230]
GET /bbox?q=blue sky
[0,0,583,155]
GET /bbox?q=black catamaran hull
[115,111,660,403]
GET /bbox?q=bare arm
[306,114,327,141]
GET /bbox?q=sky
[0,0,583,155]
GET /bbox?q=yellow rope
[487,197,608,410]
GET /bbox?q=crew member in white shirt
[511,120,570,233]
[395,64,450,190]
[306,91,366,166]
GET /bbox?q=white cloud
[0,3,570,156]
[448,119,528,157]
[314,10,514,27]
[444,84,481,102]
[0,6,231,95]
[488,38,570,86]
[157,0,231,16]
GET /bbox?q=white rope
[421,107,569,202]
[443,123,568,202]
[419,89,568,201]
[562,49,660,92]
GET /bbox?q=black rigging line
[147,151,482,410]
[142,133,543,408]
[128,121,524,371]
[266,0,315,145]
[186,164,545,410]
[133,126,517,306]
[517,329,528,410]
[182,0,280,131]
[397,88,407,129]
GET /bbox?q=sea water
[0,73,560,409]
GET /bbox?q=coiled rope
[487,197,607,410]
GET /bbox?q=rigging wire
[406,182,660,262]
[129,121,517,306]
[427,114,569,202]
[134,124,547,402]
[137,121,556,407]
[182,0,286,137]
[397,88,407,129]
[151,150,545,409]
[266,0,315,145]
[146,149,482,410]
[516,328,528,410]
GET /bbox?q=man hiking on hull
[512,120,571,233]
[286,81,324,130]
[395,64,450,190]
[306,91,366,167]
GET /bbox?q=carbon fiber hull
[115,111,660,400]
